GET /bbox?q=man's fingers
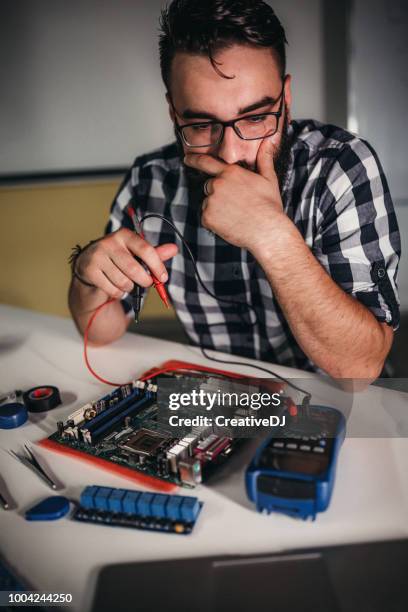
[124,234,169,282]
[155,243,179,262]
[105,243,178,296]
[184,153,226,176]
[92,269,127,300]
[109,251,153,288]
[256,132,280,181]
[76,228,177,298]
[102,260,137,293]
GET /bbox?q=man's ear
[166,92,175,122]
[283,74,293,123]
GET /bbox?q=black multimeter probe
[129,284,144,324]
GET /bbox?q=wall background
[0,0,324,175]
[0,179,172,318]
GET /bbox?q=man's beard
[175,110,293,195]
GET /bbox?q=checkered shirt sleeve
[314,138,400,329]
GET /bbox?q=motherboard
[46,373,244,488]
[45,364,287,489]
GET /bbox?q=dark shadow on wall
[322,0,351,128]
[388,312,408,377]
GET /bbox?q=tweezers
[8,444,59,490]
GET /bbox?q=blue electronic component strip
[166,495,183,521]
[73,485,203,534]
[93,487,111,511]
[122,491,140,514]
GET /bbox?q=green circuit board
[48,374,244,488]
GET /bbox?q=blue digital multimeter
[245,405,346,520]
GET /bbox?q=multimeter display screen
[257,475,316,499]
[268,452,329,476]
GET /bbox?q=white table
[1,304,407,611]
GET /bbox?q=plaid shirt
[106,119,401,372]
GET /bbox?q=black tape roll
[23,386,61,413]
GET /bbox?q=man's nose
[216,125,246,165]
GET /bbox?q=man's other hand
[184,134,287,250]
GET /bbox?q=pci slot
[82,394,154,445]
[65,387,132,429]
[88,395,154,444]
[80,388,144,434]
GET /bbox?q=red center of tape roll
[30,387,53,400]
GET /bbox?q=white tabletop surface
[0,304,407,611]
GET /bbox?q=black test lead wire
[137,213,312,405]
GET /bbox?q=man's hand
[184,134,288,250]
[75,228,178,299]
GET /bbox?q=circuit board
[43,364,287,489]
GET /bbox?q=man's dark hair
[159,0,288,90]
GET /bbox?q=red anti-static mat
[39,360,286,491]
[38,437,176,492]
[140,360,286,393]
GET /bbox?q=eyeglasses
[171,78,286,148]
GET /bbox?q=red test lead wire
[83,298,133,387]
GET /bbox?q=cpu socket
[119,429,168,457]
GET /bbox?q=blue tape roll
[0,402,28,429]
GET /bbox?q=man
[69,0,400,380]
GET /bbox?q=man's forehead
[170,44,282,117]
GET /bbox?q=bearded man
[69,0,400,380]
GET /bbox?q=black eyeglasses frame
[170,77,287,148]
